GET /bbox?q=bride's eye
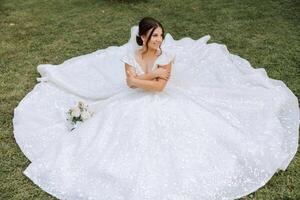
[152,34,163,40]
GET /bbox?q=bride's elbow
[155,87,163,92]
[155,81,167,92]
[158,85,166,92]
[126,83,136,89]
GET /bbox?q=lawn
[0,0,299,199]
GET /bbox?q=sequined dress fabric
[13,26,299,200]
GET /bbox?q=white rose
[81,111,91,121]
[77,101,85,110]
[71,107,81,118]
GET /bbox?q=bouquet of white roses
[66,101,94,131]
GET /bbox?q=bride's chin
[149,46,159,51]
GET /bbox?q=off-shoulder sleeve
[156,51,175,66]
[120,53,135,67]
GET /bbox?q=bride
[13,17,299,200]
[123,18,171,92]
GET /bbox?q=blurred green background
[1,0,299,199]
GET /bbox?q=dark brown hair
[136,17,165,55]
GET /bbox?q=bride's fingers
[126,70,134,77]
[131,71,137,77]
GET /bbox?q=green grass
[0,0,299,199]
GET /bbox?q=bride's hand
[153,67,170,80]
[126,69,137,77]
[126,70,137,88]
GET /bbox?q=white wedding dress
[13,26,299,200]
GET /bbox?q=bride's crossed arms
[125,62,171,92]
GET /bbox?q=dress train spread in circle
[13,26,299,200]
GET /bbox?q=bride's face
[142,26,163,51]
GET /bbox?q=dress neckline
[133,50,162,74]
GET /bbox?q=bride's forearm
[135,72,156,80]
[132,78,163,92]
